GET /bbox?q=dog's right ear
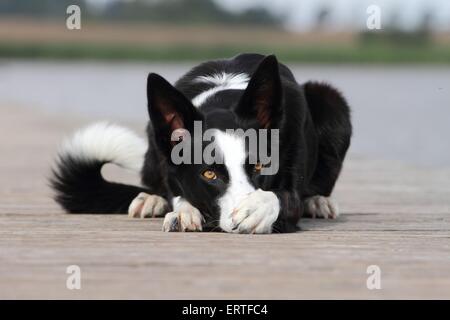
[234,55,282,129]
[147,73,203,155]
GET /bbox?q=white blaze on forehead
[213,130,255,232]
[191,72,249,107]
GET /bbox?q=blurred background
[0,0,449,167]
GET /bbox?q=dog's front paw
[230,189,280,234]
[304,195,339,219]
[162,206,204,232]
[128,192,169,218]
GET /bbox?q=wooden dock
[1,105,449,299]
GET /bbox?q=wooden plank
[0,104,449,299]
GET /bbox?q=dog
[51,53,352,233]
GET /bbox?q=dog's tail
[50,122,148,214]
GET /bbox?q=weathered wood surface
[1,105,449,299]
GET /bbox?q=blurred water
[0,60,449,168]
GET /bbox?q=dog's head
[146,55,283,231]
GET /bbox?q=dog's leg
[162,197,204,232]
[128,192,169,218]
[300,83,350,221]
[303,82,352,201]
[303,195,339,219]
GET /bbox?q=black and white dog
[51,53,351,233]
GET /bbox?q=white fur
[171,196,182,209]
[214,131,255,232]
[60,122,147,172]
[191,72,249,107]
[213,130,280,233]
[128,192,168,218]
[304,195,339,219]
[163,197,203,232]
[230,189,280,234]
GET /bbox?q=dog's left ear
[146,73,203,157]
[234,55,282,129]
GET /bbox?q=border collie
[51,53,352,233]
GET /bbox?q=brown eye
[254,162,263,172]
[202,170,217,180]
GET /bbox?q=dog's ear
[234,55,282,129]
[147,73,203,154]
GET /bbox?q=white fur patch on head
[213,130,256,232]
[61,122,147,172]
[191,72,249,107]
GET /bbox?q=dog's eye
[254,162,263,172]
[202,170,217,180]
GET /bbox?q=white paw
[229,189,280,234]
[304,196,339,219]
[162,201,204,232]
[128,192,169,218]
